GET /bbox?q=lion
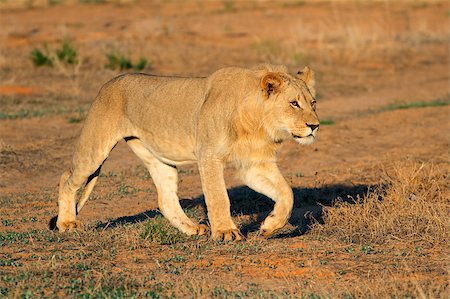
[54,64,319,241]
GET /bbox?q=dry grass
[311,162,449,248]
[2,162,448,298]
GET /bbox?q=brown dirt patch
[0,85,40,96]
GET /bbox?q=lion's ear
[261,72,284,98]
[297,66,315,91]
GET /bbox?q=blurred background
[0,0,448,110]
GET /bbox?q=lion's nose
[307,123,320,131]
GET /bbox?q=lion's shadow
[95,184,371,238]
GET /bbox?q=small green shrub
[106,51,150,71]
[31,41,77,67]
[56,41,77,64]
[134,58,148,71]
[30,46,53,67]
[106,51,132,70]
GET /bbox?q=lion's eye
[311,100,317,110]
[290,101,300,109]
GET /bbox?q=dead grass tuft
[310,162,449,248]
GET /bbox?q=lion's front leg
[198,158,243,241]
[239,162,294,237]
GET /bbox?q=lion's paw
[259,213,286,238]
[195,224,209,236]
[213,229,244,242]
[56,220,82,232]
[260,227,279,238]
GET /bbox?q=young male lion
[55,64,319,241]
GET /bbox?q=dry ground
[0,0,449,298]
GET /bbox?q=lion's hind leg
[56,129,119,232]
[126,138,208,236]
[57,159,109,232]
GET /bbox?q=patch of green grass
[48,0,62,5]
[283,0,305,7]
[0,287,8,296]
[1,219,13,227]
[0,230,64,247]
[292,52,308,66]
[227,242,263,255]
[320,119,335,126]
[67,116,83,123]
[0,197,12,205]
[252,39,281,59]
[222,0,235,12]
[380,98,450,112]
[134,58,148,71]
[30,46,53,67]
[99,171,118,178]
[140,216,187,245]
[106,51,151,71]
[360,244,375,255]
[30,41,77,67]
[0,107,68,119]
[211,285,284,298]
[0,257,22,267]
[178,168,193,175]
[161,255,186,264]
[0,231,34,246]
[56,41,77,65]
[106,51,132,70]
[117,183,140,195]
[67,107,86,123]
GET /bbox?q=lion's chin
[293,135,315,145]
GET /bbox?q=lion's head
[259,66,320,145]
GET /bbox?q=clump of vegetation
[56,41,77,64]
[222,0,235,12]
[30,41,78,67]
[30,46,53,67]
[320,119,335,126]
[105,51,150,71]
[252,38,281,60]
[292,52,309,66]
[380,97,450,112]
[67,107,86,124]
[311,162,449,248]
[140,216,187,245]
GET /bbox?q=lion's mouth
[292,133,314,139]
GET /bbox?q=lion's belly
[137,132,198,166]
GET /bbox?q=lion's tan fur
[56,64,319,240]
